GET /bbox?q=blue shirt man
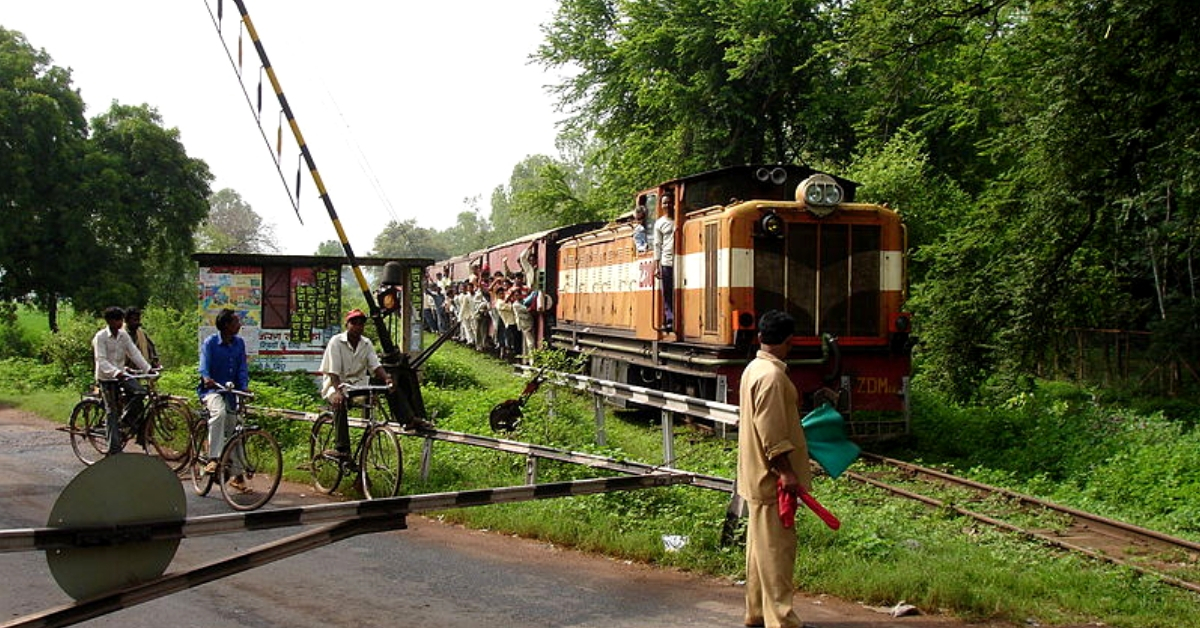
[197,308,249,476]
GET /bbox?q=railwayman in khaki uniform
[737,309,813,628]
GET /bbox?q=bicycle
[189,383,282,511]
[67,370,194,472]
[309,383,403,499]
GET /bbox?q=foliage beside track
[888,385,1200,540]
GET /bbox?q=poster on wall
[198,266,263,355]
[290,266,340,344]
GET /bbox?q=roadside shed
[193,253,431,374]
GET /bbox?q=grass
[1,330,1198,626]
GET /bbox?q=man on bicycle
[198,309,250,486]
[319,309,393,463]
[92,306,153,454]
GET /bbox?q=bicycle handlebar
[338,383,391,394]
[122,369,162,380]
[210,381,255,399]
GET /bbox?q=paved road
[1,408,991,628]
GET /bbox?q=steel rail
[848,455,1200,595]
[860,452,1200,553]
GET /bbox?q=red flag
[798,487,841,530]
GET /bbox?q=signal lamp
[760,212,785,238]
[376,286,402,315]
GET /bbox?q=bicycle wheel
[189,416,214,496]
[218,428,281,511]
[309,412,344,494]
[145,398,194,473]
[361,425,402,499]
[68,398,108,465]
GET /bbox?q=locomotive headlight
[797,174,844,213]
[760,212,785,237]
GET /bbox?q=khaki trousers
[744,499,801,628]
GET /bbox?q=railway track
[849,453,1200,594]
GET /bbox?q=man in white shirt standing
[92,306,153,454]
[652,191,677,331]
[319,309,394,462]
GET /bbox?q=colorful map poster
[197,266,262,355]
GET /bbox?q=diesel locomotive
[434,164,912,440]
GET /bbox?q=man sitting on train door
[653,191,677,331]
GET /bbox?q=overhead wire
[201,0,303,224]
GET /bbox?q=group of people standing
[634,189,677,331]
[425,245,543,363]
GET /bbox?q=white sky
[4,0,566,255]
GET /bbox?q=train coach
[435,164,912,440]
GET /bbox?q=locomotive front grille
[754,224,882,338]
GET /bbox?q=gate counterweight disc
[46,453,186,600]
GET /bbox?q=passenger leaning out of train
[653,191,677,330]
[633,205,650,253]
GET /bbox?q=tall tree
[196,188,279,254]
[315,240,344,256]
[489,151,610,244]
[76,102,212,312]
[0,27,89,331]
[840,0,1200,398]
[372,219,448,260]
[431,197,495,257]
[537,0,851,192]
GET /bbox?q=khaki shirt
[737,350,811,502]
[127,326,158,366]
[319,332,382,399]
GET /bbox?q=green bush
[1078,412,1200,533]
[37,315,98,389]
[0,357,64,394]
[143,304,199,367]
[0,302,35,359]
[420,352,482,389]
